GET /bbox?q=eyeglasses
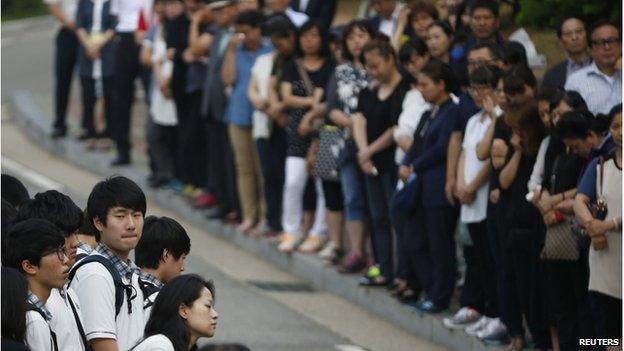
[591,37,620,48]
[44,246,68,262]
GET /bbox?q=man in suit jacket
[291,0,336,30]
[367,0,401,39]
[542,17,591,89]
[201,0,241,219]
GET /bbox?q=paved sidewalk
[9,89,509,351]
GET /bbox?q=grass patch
[2,1,49,22]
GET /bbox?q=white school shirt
[45,0,78,26]
[25,311,54,351]
[378,4,402,38]
[460,109,498,223]
[250,52,275,140]
[132,334,174,351]
[46,287,85,351]
[284,7,309,27]
[527,136,550,194]
[71,252,146,351]
[110,0,149,32]
[394,88,430,164]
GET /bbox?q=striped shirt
[27,291,53,321]
[565,61,622,115]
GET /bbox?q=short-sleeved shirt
[46,287,85,351]
[357,78,411,172]
[25,310,54,351]
[110,0,148,33]
[461,111,493,223]
[453,91,480,133]
[70,252,146,351]
[281,58,335,157]
[565,62,622,115]
[225,40,273,127]
[44,0,78,24]
[251,52,276,139]
[132,334,174,351]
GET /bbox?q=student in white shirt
[69,176,148,351]
[14,190,89,350]
[3,219,70,351]
[445,65,506,338]
[264,0,309,27]
[132,275,218,351]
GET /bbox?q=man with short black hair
[1,174,30,209]
[565,20,622,115]
[466,0,504,50]
[3,219,70,351]
[542,17,592,89]
[69,176,149,351]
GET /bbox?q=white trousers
[281,157,327,238]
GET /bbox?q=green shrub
[2,0,49,22]
[516,0,621,29]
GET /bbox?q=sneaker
[278,233,300,252]
[465,316,489,336]
[298,235,324,253]
[443,307,482,330]
[183,184,196,196]
[415,300,445,314]
[477,318,508,345]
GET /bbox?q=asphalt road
[1,18,450,351]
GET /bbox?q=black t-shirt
[506,153,540,229]
[281,58,335,157]
[356,78,411,171]
[166,13,190,98]
[542,137,585,193]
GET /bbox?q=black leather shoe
[51,128,66,139]
[111,156,131,166]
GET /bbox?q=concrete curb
[9,89,506,351]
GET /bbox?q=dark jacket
[291,0,336,30]
[541,60,568,90]
[404,99,458,208]
[200,27,232,122]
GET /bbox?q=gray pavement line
[1,156,65,191]
[9,89,503,351]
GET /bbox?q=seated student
[76,208,99,257]
[1,267,30,351]
[14,190,88,351]
[68,176,149,351]
[135,216,191,289]
[1,174,29,209]
[132,274,218,351]
[3,219,70,351]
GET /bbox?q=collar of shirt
[566,56,592,76]
[95,243,137,280]
[586,61,621,83]
[27,291,53,321]
[78,241,93,255]
[139,271,163,288]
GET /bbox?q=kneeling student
[68,176,151,351]
[3,219,70,351]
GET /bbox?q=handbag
[541,156,580,261]
[313,125,344,181]
[390,173,421,214]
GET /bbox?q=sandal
[397,288,419,304]
[358,265,388,287]
[338,253,367,274]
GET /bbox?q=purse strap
[598,156,605,198]
[295,59,315,97]
[549,155,560,194]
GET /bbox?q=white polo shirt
[44,0,78,24]
[46,287,85,351]
[133,334,174,351]
[25,311,54,351]
[110,0,149,33]
[70,253,147,351]
[284,7,309,27]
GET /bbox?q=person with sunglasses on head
[2,219,70,351]
[565,20,621,116]
[14,190,89,351]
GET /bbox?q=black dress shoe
[51,128,66,139]
[111,156,131,166]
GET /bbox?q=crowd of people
[7,0,624,350]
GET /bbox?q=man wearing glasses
[542,17,592,90]
[2,219,70,351]
[565,20,622,115]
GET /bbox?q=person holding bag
[574,104,622,348]
[278,20,334,253]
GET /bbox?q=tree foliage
[516,0,622,29]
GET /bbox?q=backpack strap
[27,304,58,351]
[137,279,161,310]
[66,293,92,351]
[67,255,126,318]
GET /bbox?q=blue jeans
[339,158,367,221]
[256,127,287,231]
[364,167,397,280]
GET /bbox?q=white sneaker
[443,307,482,330]
[318,241,337,260]
[465,316,489,336]
[477,318,508,344]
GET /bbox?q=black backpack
[26,304,58,351]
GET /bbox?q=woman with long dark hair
[132,274,218,351]
[1,267,30,351]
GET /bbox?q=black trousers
[393,209,422,294]
[467,221,499,317]
[80,77,114,138]
[205,119,239,214]
[53,28,79,132]
[146,119,177,181]
[112,33,148,159]
[545,259,595,351]
[175,90,208,187]
[256,127,287,231]
[590,291,622,340]
[459,242,485,312]
[411,205,458,308]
